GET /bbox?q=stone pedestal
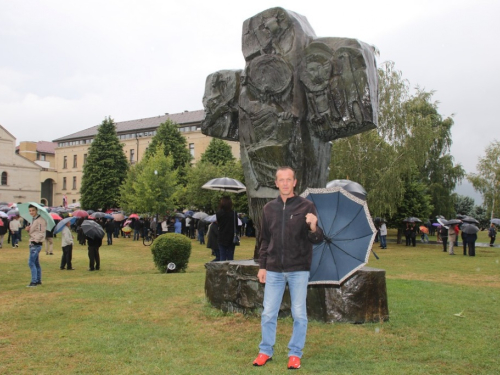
[205,260,389,323]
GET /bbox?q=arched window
[1,172,7,185]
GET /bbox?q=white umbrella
[202,177,246,193]
[192,212,208,220]
[0,211,8,218]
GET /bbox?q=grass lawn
[1,230,499,374]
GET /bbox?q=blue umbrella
[300,187,376,285]
[54,216,78,234]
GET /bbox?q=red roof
[36,141,57,154]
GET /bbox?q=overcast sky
[1,0,499,202]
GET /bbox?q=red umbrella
[72,210,89,218]
[128,213,139,219]
[50,213,63,220]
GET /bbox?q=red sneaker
[253,353,272,366]
[288,356,301,369]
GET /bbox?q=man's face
[275,169,296,198]
[28,207,37,217]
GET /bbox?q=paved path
[383,239,498,248]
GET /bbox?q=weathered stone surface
[205,260,389,323]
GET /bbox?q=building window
[189,143,195,158]
[84,154,88,164]
[73,155,77,168]
[63,177,67,190]
[1,172,7,185]
[63,156,67,169]
[130,149,135,163]
[72,176,77,190]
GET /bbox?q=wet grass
[0,232,499,374]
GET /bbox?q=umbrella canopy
[112,212,125,221]
[326,179,367,200]
[128,213,140,219]
[202,177,246,193]
[0,205,11,212]
[203,214,217,223]
[122,226,132,233]
[72,210,89,218]
[491,218,500,226]
[444,219,462,226]
[432,223,441,227]
[7,209,19,216]
[300,187,376,285]
[87,210,95,215]
[17,202,56,231]
[90,212,106,219]
[403,217,422,223]
[50,213,63,220]
[0,211,7,218]
[174,212,186,219]
[81,220,105,239]
[54,216,78,234]
[419,226,429,234]
[184,210,194,217]
[437,218,449,229]
[192,212,208,220]
[461,224,479,234]
[461,216,479,224]
[104,214,114,220]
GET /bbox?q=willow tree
[468,140,500,218]
[330,61,463,218]
[80,117,128,210]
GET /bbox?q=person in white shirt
[60,221,74,270]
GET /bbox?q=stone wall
[205,260,389,323]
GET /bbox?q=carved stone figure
[202,7,378,245]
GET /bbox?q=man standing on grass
[253,167,324,370]
[26,205,47,287]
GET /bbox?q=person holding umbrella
[488,223,497,247]
[25,205,47,287]
[253,167,324,370]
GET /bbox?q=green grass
[0,232,499,374]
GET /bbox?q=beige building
[52,110,240,205]
[16,141,58,206]
[0,125,42,204]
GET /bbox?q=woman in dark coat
[216,196,238,261]
[206,221,219,261]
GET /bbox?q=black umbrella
[300,187,377,285]
[444,219,462,225]
[403,217,422,223]
[201,177,246,193]
[81,220,105,239]
[461,216,479,224]
[90,212,106,219]
[461,224,479,234]
[326,179,367,200]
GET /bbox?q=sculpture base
[204,260,389,323]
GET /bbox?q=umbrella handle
[371,248,380,260]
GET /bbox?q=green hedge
[150,233,192,273]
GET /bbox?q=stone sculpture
[202,7,378,237]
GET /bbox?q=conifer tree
[80,117,129,210]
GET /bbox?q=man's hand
[305,213,318,233]
[257,269,267,284]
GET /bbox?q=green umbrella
[17,202,56,231]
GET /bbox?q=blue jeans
[28,243,42,283]
[259,271,309,358]
[219,244,235,261]
[133,229,140,241]
[380,235,387,248]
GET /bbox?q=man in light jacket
[26,205,47,287]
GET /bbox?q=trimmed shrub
[151,233,192,273]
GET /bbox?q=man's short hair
[275,166,296,180]
[28,204,38,210]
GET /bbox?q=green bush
[151,233,192,273]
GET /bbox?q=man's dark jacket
[259,195,324,272]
